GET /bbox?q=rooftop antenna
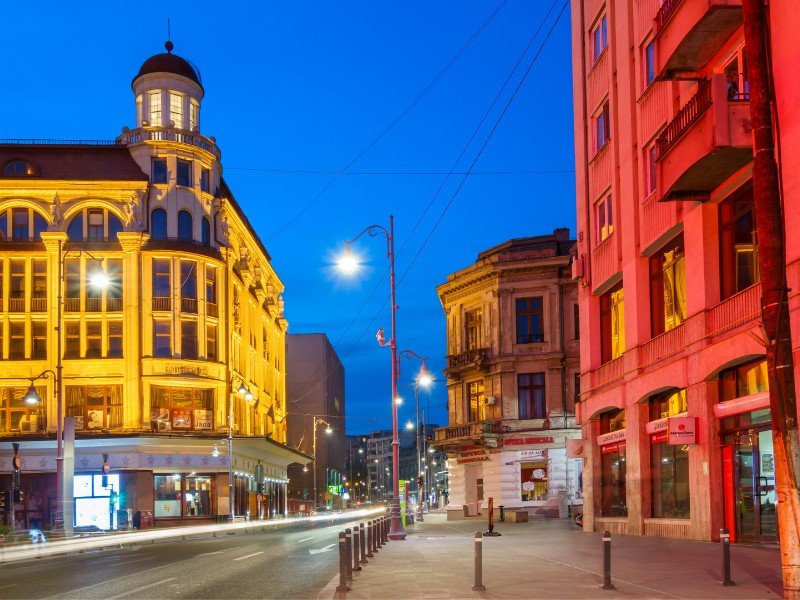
[165,18,173,53]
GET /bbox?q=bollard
[345,528,353,583]
[359,522,368,564]
[380,516,385,544]
[472,531,486,591]
[721,528,735,586]
[367,520,375,557]
[375,518,382,549]
[498,505,505,523]
[336,531,350,592]
[600,531,615,590]
[384,514,389,542]
[353,525,361,571]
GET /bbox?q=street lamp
[336,215,410,539]
[312,417,333,507]
[228,378,256,521]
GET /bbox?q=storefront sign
[457,448,489,464]
[596,429,626,446]
[504,436,554,447]
[650,432,668,444]
[601,442,626,454]
[516,449,547,461]
[193,410,213,430]
[566,438,585,458]
[164,365,209,377]
[645,418,669,435]
[668,417,697,445]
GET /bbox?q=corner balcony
[655,0,742,79]
[444,347,490,379]
[656,75,752,201]
[116,126,221,160]
[433,420,502,451]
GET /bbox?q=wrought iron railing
[654,0,685,32]
[445,347,489,371]
[656,79,712,159]
[152,297,172,311]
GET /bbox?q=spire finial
[165,18,173,53]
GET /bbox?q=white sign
[596,429,626,446]
[516,449,547,461]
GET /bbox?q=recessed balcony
[656,75,752,201]
[655,0,742,79]
[444,347,490,379]
[117,126,221,160]
[433,420,502,450]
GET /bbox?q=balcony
[152,296,172,312]
[655,0,742,79]
[656,75,752,201]
[181,297,198,314]
[444,347,489,379]
[117,126,221,160]
[434,420,503,449]
[30,295,47,312]
[143,237,222,261]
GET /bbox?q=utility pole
[741,0,800,596]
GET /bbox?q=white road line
[297,536,315,543]
[233,551,264,561]
[0,584,18,589]
[195,550,226,557]
[106,578,176,600]
[107,558,150,567]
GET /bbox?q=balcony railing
[117,126,221,159]
[8,297,25,312]
[181,297,198,314]
[152,297,172,311]
[85,297,102,312]
[654,0,684,32]
[30,296,47,312]
[656,79,712,160]
[445,347,489,373]
[106,297,123,312]
[207,303,219,318]
[434,420,502,443]
[65,298,81,312]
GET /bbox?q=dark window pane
[177,160,192,187]
[152,158,168,184]
[151,209,167,239]
[67,214,84,240]
[178,211,193,241]
[201,217,211,246]
[108,213,123,239]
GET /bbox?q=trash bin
[134,510,154,529]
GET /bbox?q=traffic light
[12,489,23,504]
[0,490,7,512]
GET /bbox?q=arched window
[201,217,211,246]
[0,207,48,240]
[151,209,167,239]
[108,213,123,239]
[33,213,47,239]
[178,210,193,241]
[67,214,84,240]
[3,159,35,176]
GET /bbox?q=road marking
[107,558,150,567]
[0,584,18,589]
[234,551,264,561]
[297,536,315,543]
[106,578,176,599]
[195,550,226,557]
[309,543,336,555]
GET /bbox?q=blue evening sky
[1,1,576,435]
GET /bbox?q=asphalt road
[0,515,368,599]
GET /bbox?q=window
[152,258,171,305]
[520,461,548,501]
[0,387,45,432]
[9,322,24,359]
[152,158,168,184]
[150,386,213,431]
[651,441,690,518]
[65,322,80,358]
[65,260,80,311]
[594,102,611,153]
[9,260,24,312]
[3,159,35,176]
[32,321,47,359]
[201,217,211,245]
[12,209,28,239]
[650,236,686,336]
[0,208,45,240]
[600,283,625,363]
[200,168,210,193]
[189,101,199,131]
[262,327,269,360]
[720,359,768,402]
[149,91,162,126]
[169,92,183,127]
[153,320,172,357]
[207,324,218,362]
[720,185,758,299]
[645,143,657,196]
[592,14,608,63]
[31,259,47,312]
[151,208,167,238]
[518,373,546,419]
[573,304,580,340]
[644,40,656,87]
[464,309,482,350]
[724,47,749,101]
[178,210,193,240]
[184,476,212,516]
[181,321,198,360]
[205,266,217,315]
[600,409,627,516]
[467,380,485,422]
[516,297,544,344]
[65,385,123,430]
[88,209,103,240]
[108,321,123,358]
[66,209,122,241]
[180,261,197,313]
[649,389,687,420]
[106,259,122,310]
[85,321,102,358]
[596,195,613,242]
[177,160,192,187]
[67,213,83,239]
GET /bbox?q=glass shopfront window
[520,461,548,501]
[155,474,213,518]
[74,473,120,529]
[650,437,690,518]
[600,409,627,516]
[150,386,214,431]
[185,476,212,516]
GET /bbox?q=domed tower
[120,41,220,246]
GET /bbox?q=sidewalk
[321,513,783,599]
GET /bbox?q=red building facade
[571,0,799,543]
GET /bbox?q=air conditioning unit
[485,396,497,406]
[571,256,584,281]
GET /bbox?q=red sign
[650,432,668,444]
[601,442,626,454]
[504,436,554,446]
[566,439,585,458]
[668,417,697,445]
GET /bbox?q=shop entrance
[722,427,777,544]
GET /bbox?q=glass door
[734,429,777,544]
[756,430,777,543]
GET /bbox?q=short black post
[344,527,353,583]
[600,531,615,590]
[384,513,389,542]
[380,516,385,543]
[359,522,368,564]
[366,520,375,557]
[353,524,361,571]
[336,531,350,592]
[472,531,486,591]
[721,528,735,586]
[498,505,505,522]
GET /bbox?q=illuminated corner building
[571,0,799,543]
[434,230,582,520]
[0,42,307,530]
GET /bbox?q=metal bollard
[353,525,361,571]
[367,520,375,557]
[345,528,353,583]
[600,531,615,590]
[472,531,486,591]
[336,531,350,592]
[721,528,735,586]
[379,516,385,546]
[359,522,368,564]
[384,514,389,542]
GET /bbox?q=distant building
[365,430,392,500]
[345,435,369,503]
[435,229,581,519]
[285,333,346,508]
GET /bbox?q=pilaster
[118,232,148,428]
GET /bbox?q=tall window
[600,283,625,363]
[177,160,192,187]
[600,409,627,516]
[573,303,580,339]
[169,92,183,127]
[201,217,211,246]
[592,14,608,63]
[64,322,80,358]
[180,261,197,313]
[464,309,482,350]
[87,209,103,240]
[650,236,686,336]
[645,143,657,196]
[0,386,45,432]
[516,297,544,343]
[720,186,758,299]
[205,267,217,316]
[32,259,47,312]
[181,321,198,360]
[65,385,123,430]
[178,210,193,240]
[152,158,168,185]
[200,168,210,193]
[85,321,102,358]
[32,321,47,359]
[594,101,610,152]
[150,387,213,431]
[189,101,199,131]
[108,321,123,358]
[644,40,656,87]
[149,91,162,126]
[106,259,122,311]
[9,260,24,312]
[9,322,24,359]
[720,359,768,401]
[596,195,613,242]
[467,380,485,422]
[207,324,218,362]
[151,208,167,238]
[724,46,749,101]
[649,389,690,518]
[12,208,28,239]
[152,259,171,311]
[518,373,546,419]
[153,320,171,357]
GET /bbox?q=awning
[713,391,770,418]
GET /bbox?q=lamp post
[312,417,333,507]
[229,379,255,521]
